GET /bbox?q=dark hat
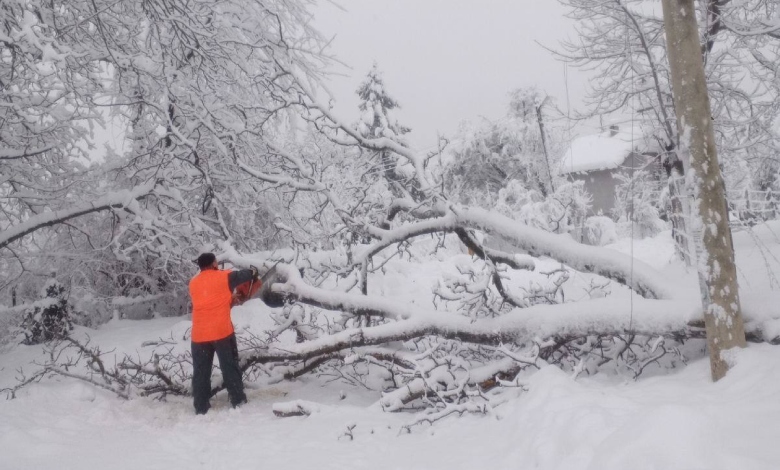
[196,253,217,269]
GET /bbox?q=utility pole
[536,96,555,195]
[661,0,746,380]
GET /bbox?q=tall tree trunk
[661,0,746,380]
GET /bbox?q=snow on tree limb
[452,206,676,300]
[482,247,536,271]
[253,265,697,365]
[723,18,780,38]
[0,146,58,160]
[380,357,526,412]
[355,214,459,264]
[328,204,674,299]
[300,91,433,192]
[381,198,447,228]
[235,159,327,193]
[0,183,156,250]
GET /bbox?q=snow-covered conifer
[355,63,411,197]
[356,63,410,142]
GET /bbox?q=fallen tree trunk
[243,268,704,366]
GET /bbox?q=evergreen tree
[355,63,411,196]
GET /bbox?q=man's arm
[228,269,257,291]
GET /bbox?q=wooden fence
[726,189,780,225]
[646,187,780,231]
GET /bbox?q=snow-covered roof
[559,126,644,174]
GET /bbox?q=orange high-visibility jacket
[190,269,234,343]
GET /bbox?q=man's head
[196,253,218,270]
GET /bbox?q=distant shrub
[19,279,73,344]
[495,180,591,236]
[583,216,618,246]
[613,170,667,238]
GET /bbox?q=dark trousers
[191,333,247,414]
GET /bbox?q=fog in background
[91,1,594,159]
[313,0,593,151]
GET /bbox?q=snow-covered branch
[252,265,699,363]
[0,183,156,250]
[335,204,673,299]
[453,206,675,299]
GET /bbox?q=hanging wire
[627,15,636,334]
[563,61,586,249]
[564,62,574,176]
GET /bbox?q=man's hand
[250,265,259,279]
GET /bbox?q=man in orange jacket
[190,253,260,415]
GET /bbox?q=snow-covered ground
[3,225,780,470]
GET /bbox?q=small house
[559,125,663,216]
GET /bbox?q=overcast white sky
[313,0,592,151]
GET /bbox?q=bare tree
[0,0,334,306]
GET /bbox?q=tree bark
[661,0,746,381]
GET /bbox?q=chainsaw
[234,260,285,307]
